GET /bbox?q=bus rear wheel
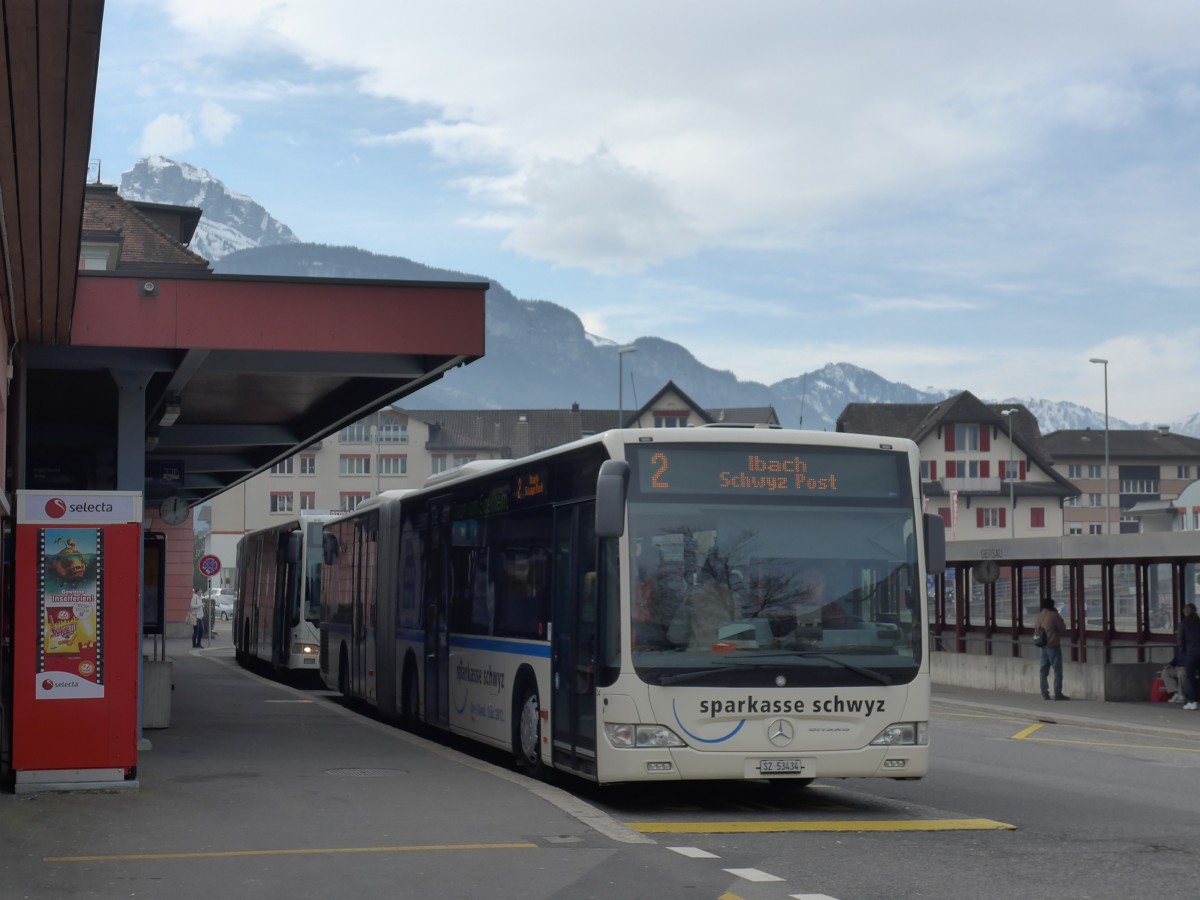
[512,683,542,778]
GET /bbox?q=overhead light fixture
[158,399,181,427]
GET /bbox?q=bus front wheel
[513,683,542,778]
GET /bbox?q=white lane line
[668,846,720,858]
[724,868,785,882]
[791,895,841,900]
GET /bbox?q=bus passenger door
[423,499,451,729]
[551,502,599,777]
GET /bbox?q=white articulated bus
[234,513,339,676]
[319,427,945,785]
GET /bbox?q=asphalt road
[571,700,1200,900]
[6,644,1198,900]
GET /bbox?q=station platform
[932,678,1200,741]
[3,632,650,900]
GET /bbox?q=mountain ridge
[119,157,1183,437]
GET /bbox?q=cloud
[501,150,699,274]
[152,1,1200,275]
[139,113,194,156]
[199,101,241,143]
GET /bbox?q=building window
[270,459,293,475]
[654,413,688,428]
[1119,478,1159,494]
[954,424,980,452]
[920,461,931,481]
[300,492,316,511]
[379,421,408,443]
[339,423,371,443]
[1088,523,1103,535]
[380,455,407,476]
[452,454,476,469]
[431,455,447,475]
[1194,511,1200,531]
[1178,465,1191,479]
[1087,464,1102,479]
[1067,464,1082,479]
[1030,507,1046,529]
[299,456,316,476]
[979,508,1002,529]
[340,492,371,511]
[270,492,293,513]
[1065,495,1081,507]
[1068,525,1083,535]
[1089,493,1103,507]
[340,455,371,476]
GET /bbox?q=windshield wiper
[795,652,893,686]
[657,663,773,686]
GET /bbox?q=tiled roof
[82,184,211,271]
[838,390,1077,496]
[405,401,780,458]
[1042,428,1200,460]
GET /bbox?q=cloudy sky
[88,1,1200,423]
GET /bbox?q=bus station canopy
[0,0,487,509]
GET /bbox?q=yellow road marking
[1011,724,1200,753]
[719,894,743,900]
[627,818,1015,833]
[45,843,537,863]
[1012,722,1045,740]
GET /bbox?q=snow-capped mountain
[116,156,1200,439]
[119,156,299,262]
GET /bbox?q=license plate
[759,758,804,774]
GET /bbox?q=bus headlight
[869,722,928,746]
[291,643,318,655]
[604,723,686,748]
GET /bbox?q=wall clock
[159,494,190,526]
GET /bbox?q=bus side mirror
[923,513,946,574]
[595,460,631,538]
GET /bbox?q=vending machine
[11,490,142,791]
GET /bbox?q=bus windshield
[627,444,921,688]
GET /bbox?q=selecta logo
[42,679,54,691]
[45,497,67,518]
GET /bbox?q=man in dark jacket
[1036,596,1069,701]
[1178,603,1200,711]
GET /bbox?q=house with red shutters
[837,390,1079,541]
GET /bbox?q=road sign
[198,554,221,578]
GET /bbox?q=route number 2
[650,452,669,489]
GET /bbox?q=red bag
[1149,677,1170,702]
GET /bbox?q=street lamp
[617,345,638,427]
[1001,408,1017,538]
[1089,358,1110,535]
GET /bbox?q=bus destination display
[632,445,906,498]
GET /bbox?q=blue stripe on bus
[450,635,552,658]
[672,697,745,744]
[323,626,552,660]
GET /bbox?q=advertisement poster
[37,527,104,700]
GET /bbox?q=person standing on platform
[1178,603,1200,711]
[1036,595,1069,701]
[190,588,205,649]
